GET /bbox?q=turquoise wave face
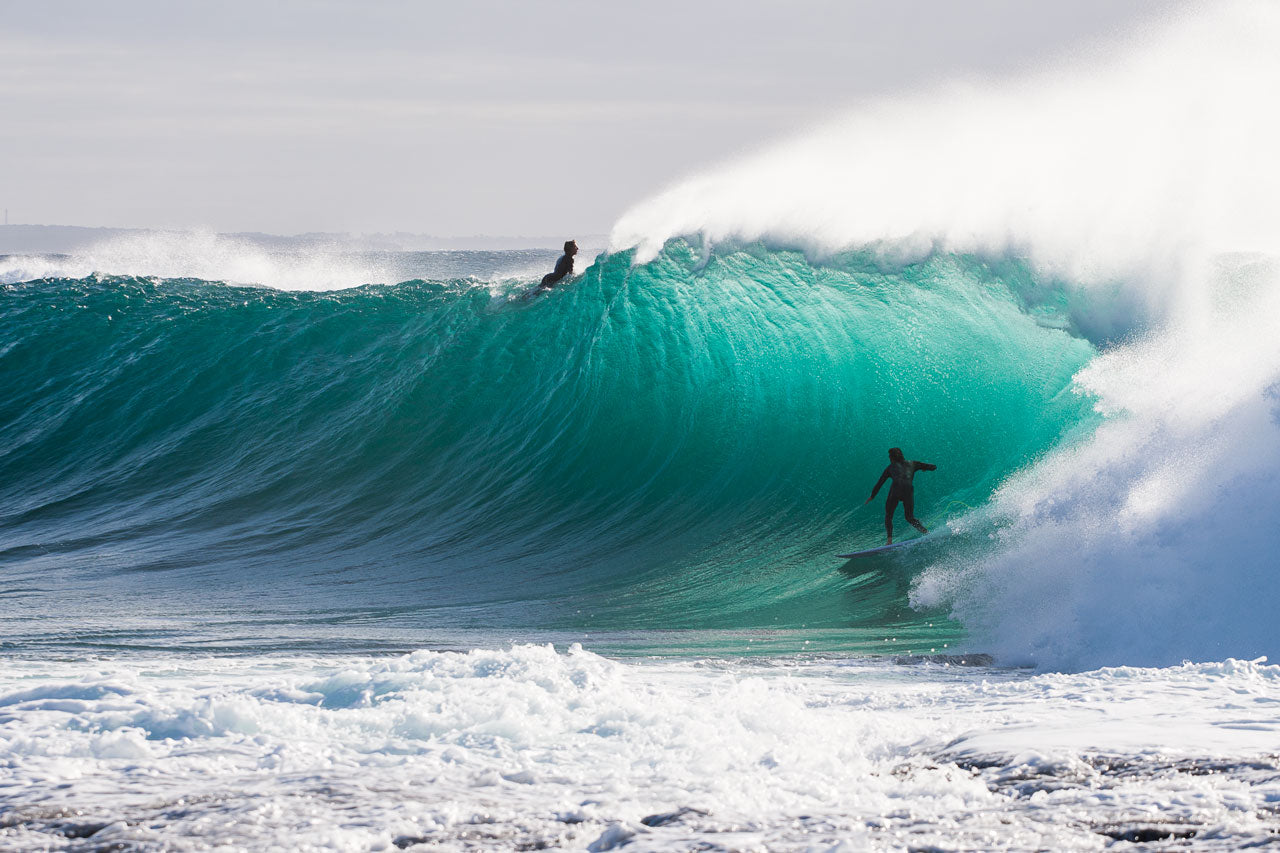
[0,244,1098,643]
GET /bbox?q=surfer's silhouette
[864,447,936,545]
[539,239,578,289]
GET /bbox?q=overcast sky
[1,0,1174,237]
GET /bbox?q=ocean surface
[2,239,1278,851]
[0,242,1100,656]
[5,4,1280,849]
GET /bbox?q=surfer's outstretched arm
[865,466,891,503]
[913,461,937,472]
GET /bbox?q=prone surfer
[864,447,936,545]
[539,239,578,289]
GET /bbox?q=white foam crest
[0,230,395,291]
[610,2,1280,324]
[0,254,84,284]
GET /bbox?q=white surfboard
[837,529,942,559]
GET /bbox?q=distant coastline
[0,223,603,254]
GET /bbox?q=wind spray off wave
[611,1,1280,670]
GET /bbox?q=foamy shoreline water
[1,646,1277,851]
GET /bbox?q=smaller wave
[0,232,574,292]
[0,230,397,291]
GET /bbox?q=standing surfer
[864,447,936,545]
[539,239,578,289]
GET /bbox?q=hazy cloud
[1,0,1174,237]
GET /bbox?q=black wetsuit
[869,459,936,535]
[540,253,574,288]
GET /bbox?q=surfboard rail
[837,529,945,559]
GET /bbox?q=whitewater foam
[912,256,1280,670]
[1,646,1276,851]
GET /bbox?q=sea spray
[609,1,1280,669]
